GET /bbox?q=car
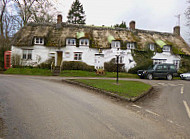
[137,63,178,80]
[180,72,190,80]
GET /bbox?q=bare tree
[185,0,190,41]
[13,0,57,27]
[0,0,10,38]
[31,0,56,23]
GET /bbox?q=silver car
[180,72,190,80]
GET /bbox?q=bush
[37,58,54,69]
[11,54,21,68]
[61,61,95,72]
[104,58,125,72]
[128,59,153,74]
[178,56,190,74]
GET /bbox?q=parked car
[180,72,190,80]
[137,64,178,80]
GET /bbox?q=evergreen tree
[67,0,86,24]
[114,21,127,28]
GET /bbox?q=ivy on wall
[128,49,154,73]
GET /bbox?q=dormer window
[66,38,76,46]
[79,39,89,46]
[111,41,121,48]
[163,45,171,52]
[34,37,44,45]
[127,42,135,49]
[149,43,155,51]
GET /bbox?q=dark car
[137,64,178,80]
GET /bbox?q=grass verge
[60,70,138,78]
[4,68,52,76]
[4,68,138,78]
[73,79,151,98]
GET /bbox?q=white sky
[51,0,189,43]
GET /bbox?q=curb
[62,79,153,102]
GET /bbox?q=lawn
[4,68,52,76]
[4,68,138,78]
[60,70,138,78]
[73,79,151,98]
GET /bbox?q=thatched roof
[13,22,190,55]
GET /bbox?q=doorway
[56,51,63,66]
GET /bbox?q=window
[34,37,44,45]
[79,39,89,46]
[149,44,155,51]
[66,38,76,46]
[163,45,171,52]
[111,41,121,48]
[74,52,82,61]
[23,49,32,60]
[115,56,124,64]
[153,59,166,65]
[65,52,70,58]
[173,60,180,69]
[127,42,135,49]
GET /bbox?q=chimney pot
[57,14,62,24]
[173,26,180,36]
[129,21,136,30]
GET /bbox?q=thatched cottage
[12,15,190,71]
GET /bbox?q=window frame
[153,59,166,65]
[74,52,82,61]
[111,41,121,49]
[66,38,76,46]
[163,45,171,52]
[127,42,135,49]
[79,39,89,46]
[34,37,44,45]
[149,43,155,51]
[22,49,33,60]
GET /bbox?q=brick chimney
[57,14,62,24]
[173,26,180,36]
[129,21,136,30]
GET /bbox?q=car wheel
[167,74,173,80]
[147,74,153,80]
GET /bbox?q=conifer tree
[67,0,86,24]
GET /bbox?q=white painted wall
[11,44,181,71]
[152,52,181,69]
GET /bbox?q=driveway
[0,74,185,138]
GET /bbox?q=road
[0,75,189,138]
[134,79,190,138]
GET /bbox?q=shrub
[61,61,95,71]
[11,54,21,68]
[104,58,125,72]
[128,59,153,74]
[129,50,153,74]
[178,56,190,74]
[37,58,54,69]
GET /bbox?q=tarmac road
[134,79,190,138]
[0,75,182,139]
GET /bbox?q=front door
[57,51,63,66]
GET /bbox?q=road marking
[145,109,160,117]
[183,100,190,119]
[157,83,168,86]
[167,83,178,87]
[181,86,184,94]
[178,84,184,86]
[132,104,142,109]
[167,119,174,123]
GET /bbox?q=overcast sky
[52,0,189,43]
